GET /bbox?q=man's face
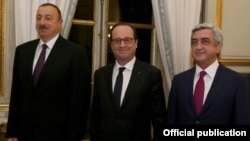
[191,29,222,69]
[110,25,138,65]
[36,5,62,42]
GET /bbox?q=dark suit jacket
[167,64,250,124]
[91,59,167,141]
[6,36,91,141]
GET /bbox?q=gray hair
[191,23,223,46]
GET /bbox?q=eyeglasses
[111,38,134,45]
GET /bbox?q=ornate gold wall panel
[216,0,250,66]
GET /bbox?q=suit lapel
[120,60,143,109]
[43,36,64,69]
[36,36,64,84]
[106,63,119,112]
[26,40,40,87]
[201,65,226,114]
[186,68,198,116]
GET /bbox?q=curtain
[152,0,202,90]
[14,0,78,46]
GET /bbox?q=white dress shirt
[193,60,219,104]
[112,57,136,106]
[32,34,59,72]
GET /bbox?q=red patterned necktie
[194,71,206,115]
[33,44,47,86]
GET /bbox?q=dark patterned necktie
[194,71,206,115]
[114,67,126,110]
[33,44,47,86]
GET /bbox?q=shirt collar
[195,60,219,79]
[114,56,136,71]
[39,34,59,50]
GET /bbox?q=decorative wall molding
[216,0,250,66]
[0,0,5,96]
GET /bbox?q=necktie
[114,67,125,109]
[33,44,47,86]
[193,71,206,115]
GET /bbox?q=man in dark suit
[91,22,167,141]
[6,3,91,141]
[167,23,250,124]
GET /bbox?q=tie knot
[119,67,126,73]
[42,44,48,49]
[200,71,206,78]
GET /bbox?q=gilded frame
[0,0,5,96]
[216,0,250,66]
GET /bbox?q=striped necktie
[33,44,47,86]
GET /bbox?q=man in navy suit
[6,3,91,141]
[91,22,167,141]
[167,23,250,124]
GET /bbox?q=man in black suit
[167,23,250,124]
[6,3,91,141]
[91,22,167,141]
